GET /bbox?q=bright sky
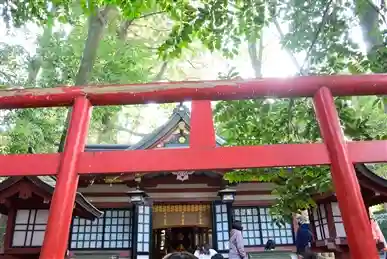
[0,14,368,144]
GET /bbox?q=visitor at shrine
[194,244,217,259]
[163,251,197,259]
[264,239,276,251]
[173,232,191,252]
[295,216,313,258]
[229,220,247,259]
[370,216,387,258]
[301,251,319,259]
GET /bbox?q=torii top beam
[1,74,387,109]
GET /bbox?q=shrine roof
[315,164,387,205]
[85,104,225,151]
[355,164,387,187]
[0,176,103,219]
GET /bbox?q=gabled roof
[315,164,387,205]
[85,104,225,151]
[0,176,103,219]
[84,104,226,183]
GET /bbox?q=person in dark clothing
[296,222,313,256]
[173,232,191,252]
[163,252,197,259]
[264,239,276,251]
[211,254,224,259]
[302,251,319,259]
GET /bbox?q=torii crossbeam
[1,74,387,259]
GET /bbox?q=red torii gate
[1,75,387,259]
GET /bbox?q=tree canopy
[1,0,387,222]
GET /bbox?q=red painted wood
[4,208,15,250]
[78,141,387,174]
[82,189,271,196]
[313,87,378,259]
[0,141,386,176]
[190,100,216,148]
[40,97,92,259]
[1,74,387,108]
[0,153,59,176]
[82,144,329,173]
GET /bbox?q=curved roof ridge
[128,105,186,150]
[128,104,225,150]
[355,164,387,188]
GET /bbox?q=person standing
[173,232,191,252]
[264,240,276,251]
[370,217,387,259]
[194,244,217,259]
[163,252,197,259]
[229,220,247,259]
[295,217,313,258]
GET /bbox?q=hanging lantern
[127,187,148,204]
[218,187,236,203]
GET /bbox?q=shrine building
[0,104,384,259]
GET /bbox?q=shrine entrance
[152,204,213,259]
[1,75,386,259]
[152,227,212,259]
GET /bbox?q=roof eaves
[355,164,387,188]
[0,176,103,219]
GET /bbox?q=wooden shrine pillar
[313,87,378,259]
[40,97,92,259]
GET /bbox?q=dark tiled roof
[0,176,103,219]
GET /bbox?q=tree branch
[130,23,171,32]
[272,18,303,73]
[114,125,147,137]
[118,19,134,40]
[137,11,165,20]
[0,70,17,84]
[120,62,169,141]
[153,61,168,82]
[247,35,264,78]
[299,0,334,72]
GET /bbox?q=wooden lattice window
[70,209,132,250]
[12,209,48,247]
[232,207,294,246]
[135,205,151,253]
[213,203,230,251]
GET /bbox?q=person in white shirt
[194,244,217,259]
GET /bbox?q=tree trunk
[355,0,383,52]
[248,36,264,78]
[96,19,168,143]
[58,6,114,151]
[118,20,134,40]
[26,15,54,86]
[109,63,169,142]
[154,61,168,81]
[355,0,387,111]
[96,110,119,143]
[75,6,114,86]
